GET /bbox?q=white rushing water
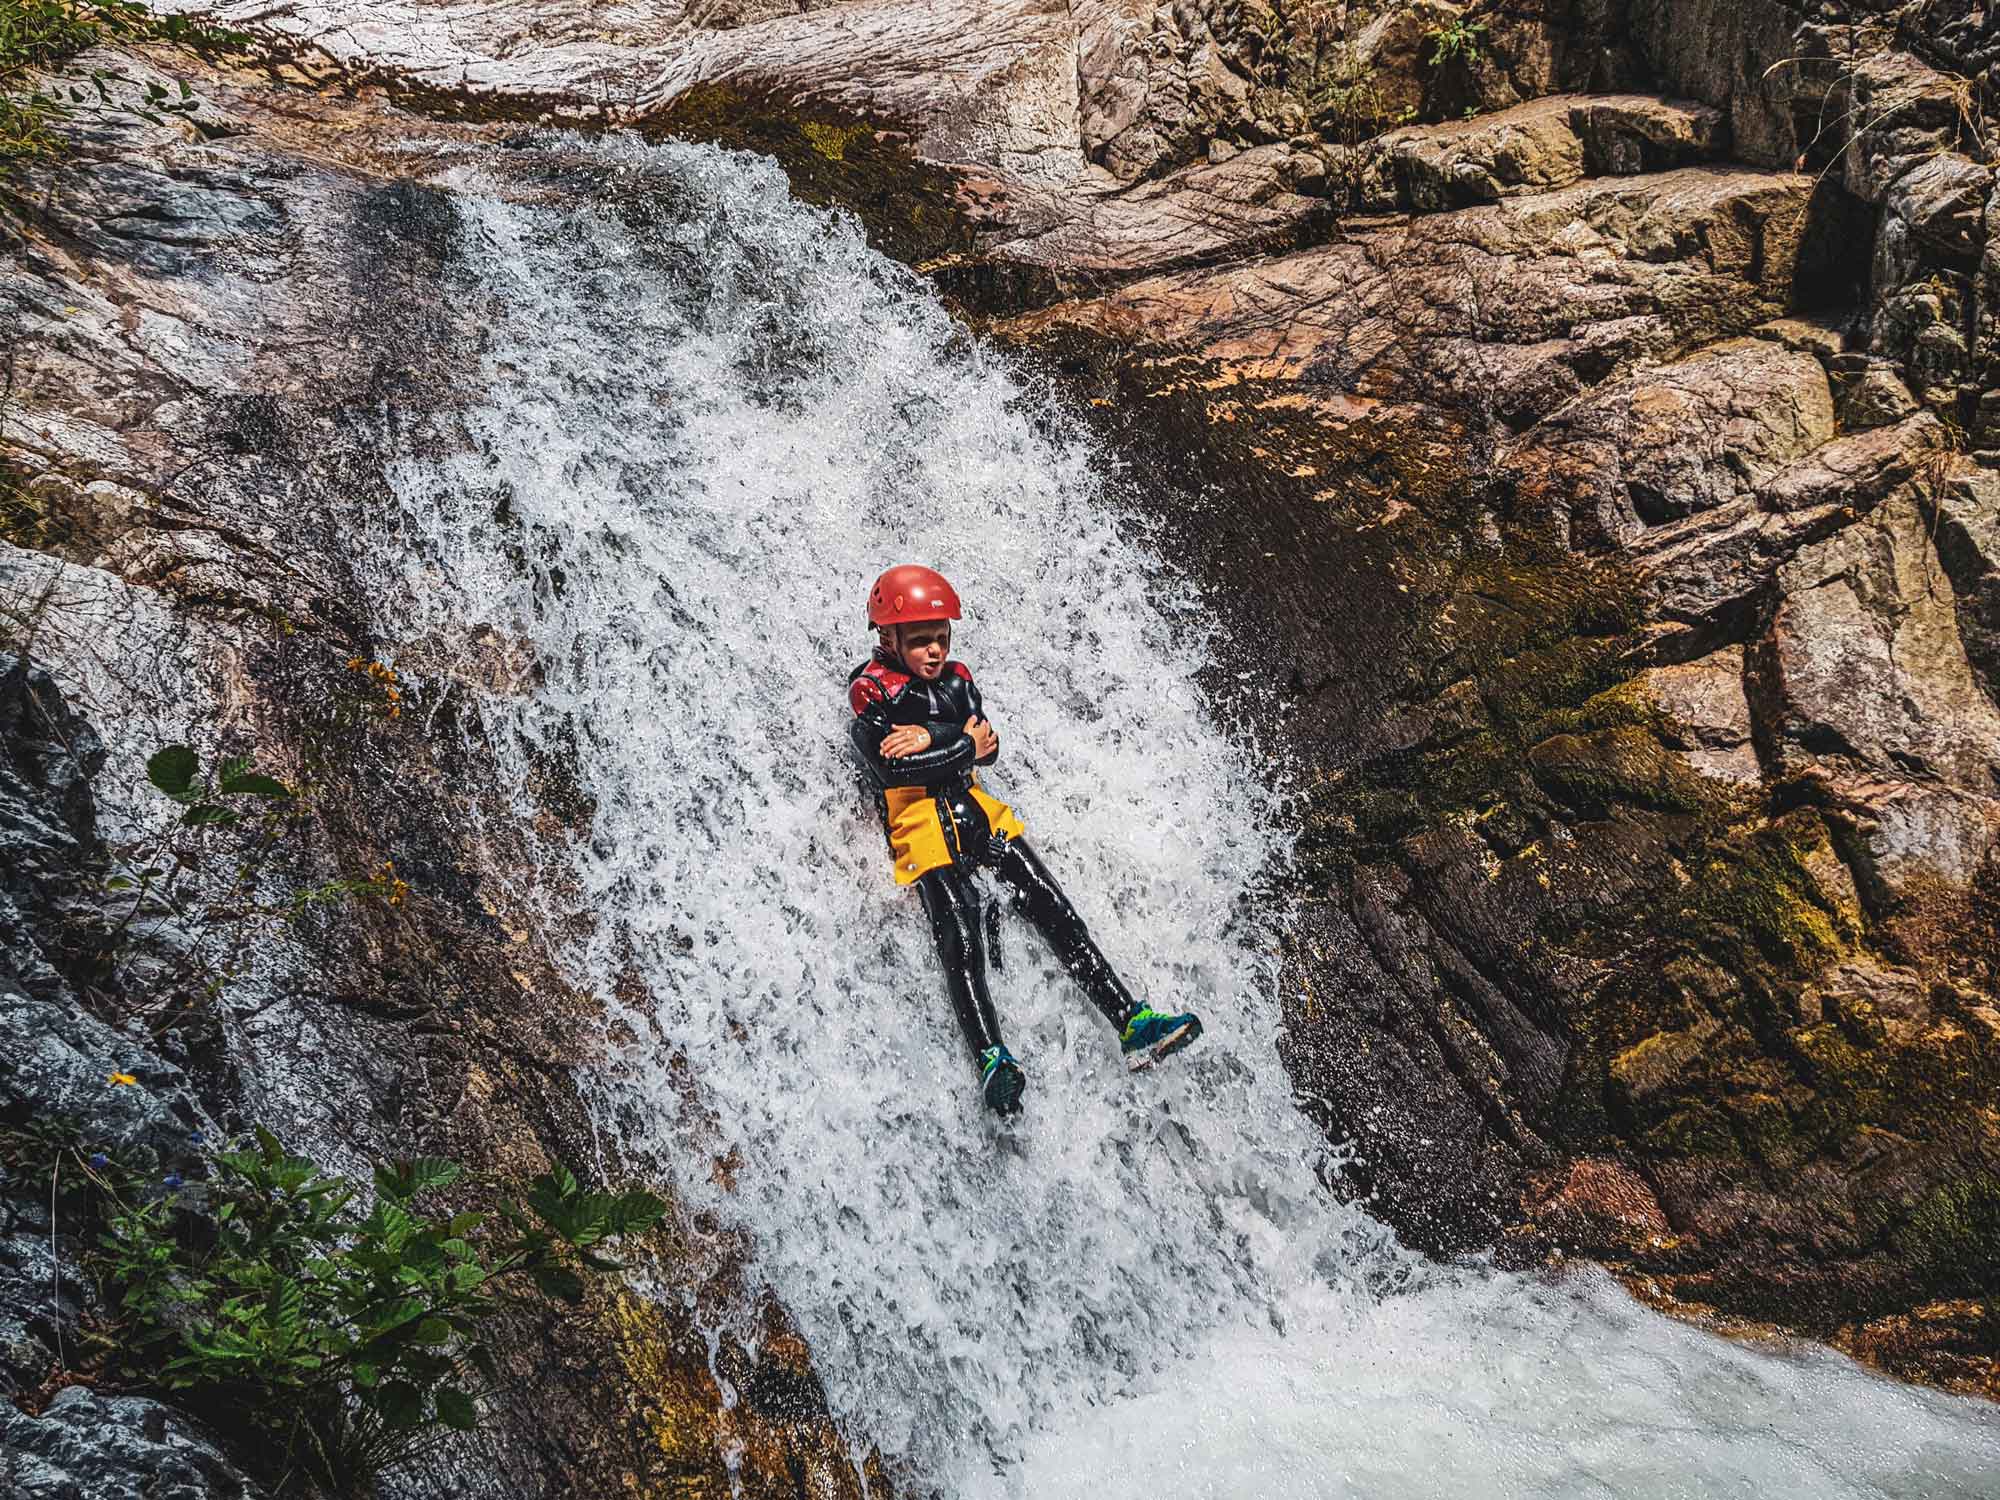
[375,137,2000,1496]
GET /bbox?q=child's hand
[965,716,999,759]
[881,724,934,759]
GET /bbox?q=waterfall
[374,136,2000,1496]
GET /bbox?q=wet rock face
[0,662,236,1492]
[1,1388,262,1500]
[0,659,105,1003]
[4,71,874,1500]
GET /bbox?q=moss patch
[1529,727,1712,817]
[1899,1177,2000,1297]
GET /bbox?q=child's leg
[987,838,1142,1031]
[914,865,1006,1064]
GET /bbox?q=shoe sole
[984,1064,1026,1116]
[1126,1019,1201,1073]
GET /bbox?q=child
[846,564,1203,1116]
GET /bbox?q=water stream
[374,136,1999,1496]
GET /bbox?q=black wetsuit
[847,647,1144,1067]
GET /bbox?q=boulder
[1643,645,1762,783]
[1839,51,1969,205]
[1752,316,1848,362]
[1756,494,2000,794]
[1351,0,1468,123]
[1502,339,1835,543]
[1842,364,1923,427]
[983,142,1333,288]
[0,1388,263,1500]
[1625,0,1799,166]
[1629,416,1933,658]
[1355,94,1723,213]
[1921,469,2000,702]
[1887,154,1993,262]
[1362,95,1589,210]
[1819,777,2000,904]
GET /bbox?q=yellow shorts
[880,780,1026,884]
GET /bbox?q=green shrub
[100,743,409,1026]
[1,0,240,176]
[1426,18,1488,69]
[89,1128,666,1493]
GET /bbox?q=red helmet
[868,564,962,627]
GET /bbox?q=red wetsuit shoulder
[849,658,911,716]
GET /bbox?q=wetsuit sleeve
[848,679,976,788]
[963,671,999,766]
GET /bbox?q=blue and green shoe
[1120,1007,1204,1072]
[980,1045,1026,1116]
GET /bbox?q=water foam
[375,136,2000,1495]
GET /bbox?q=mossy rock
[1898,1176,2000,1296]
[1528,726,1711,817]
[1525,674,1666,744]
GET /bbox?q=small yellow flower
[107,1071,138,1087]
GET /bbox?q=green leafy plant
[97,743,402,1029]
[1425,18,1488,69]
[1,0,243,176]
[90,1130,666,1493]
[144,740,296,827]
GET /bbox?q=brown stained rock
[1072,0,1254,181]
[1351,0,1470,124]
[975,142,1335,290]
[1612,1016,1724,1105]
[1838,51,1972,206]
[1354,94,1724,213]
[1921,469,2000,701]
[1888,154,1994,261]
[1501,338,1835,544]
[1524,1157,1673,1248]
[159,0,1083,178]
[1642,645,1762,783]
[1573,96,1729,174]
[1001,166,1814,418]
[1759,494,2000,794]
[1633,415,1933,648]
[1529,725,1715,813]
[1626,0,1802,167]
[1836,1301,2000,1401]
[1807,960,1936,1044]
[1753,315,1850,362]
[1819,777,2000,905]
[1359,95,1590,211]
[7,474,150,566]
[1841,365,1924,427]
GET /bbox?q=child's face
[892,621,951,680]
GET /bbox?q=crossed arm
[882,717,999,762]
[849,707,1001,790]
